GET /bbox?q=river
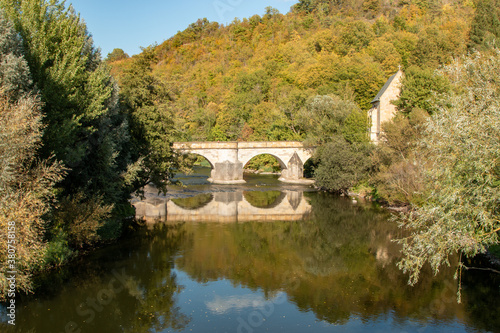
[1,168,499,333]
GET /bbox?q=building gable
[368,69,403,142]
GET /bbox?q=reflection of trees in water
[174,192,467,326]
[125,223,191,332]
[460,256,500,332]
[171,194,213,210]
[243,190,285,208]
[169,190,292,210]
[12,224,191,333]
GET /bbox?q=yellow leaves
[310,29,335,53]
[296,62,328,88]
[399,4,425,22]
[442,3,454,14]
[366,40,402,75]
[293,51,339,88]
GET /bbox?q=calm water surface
[1,169,499,332]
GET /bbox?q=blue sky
[69,0,298,58]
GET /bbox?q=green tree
[1,0,133,244]
[334,53,386,110]
[0,11,64,299]
[366,40,401,75]
[0,11,30,99]
[342,108,369,144]
[336,20,375,56]
[313,137,372,194]
[393,65,450,114]
[468,0,500,51]
[371,109,428,205]
[293,0,315,13]
[120,46,179,194]
[106,48,129,62]
[396,51,500,299]
[412,24,466,68]
[298,95,358,144]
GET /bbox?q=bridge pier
[209,161,245,184]
[279,152,304,183]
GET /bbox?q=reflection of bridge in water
[133,190,312,223]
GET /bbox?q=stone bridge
[133,191,312,223]
[173,141,314,184]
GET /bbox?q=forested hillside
[109,0,500,291]
[109,0,478,142]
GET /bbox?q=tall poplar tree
[1,0,132,243]
[0,11,63,299]
[120,46,179,194]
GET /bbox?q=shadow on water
[2,173,499,333]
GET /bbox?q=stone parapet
[173,141,307,150]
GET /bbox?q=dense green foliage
[119,46,180,194]
[313,137,372,194]
[393,65,450,114]
[0,11,64,297]
[300,94,372,193]
[468,0,500,50]
[106,48,129,62]
[1,0,132,237]
[298,95,363,144]
[371,108,429,205]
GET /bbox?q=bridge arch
[181,151,217,169]
[303,156,316,179]
[241,153,287,171]
[186,153,215,169]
